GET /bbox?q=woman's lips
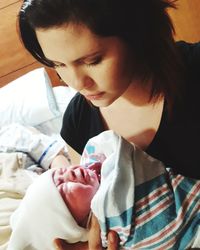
[84,92,105,100]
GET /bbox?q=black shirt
[61,41,200,179]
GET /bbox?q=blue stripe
[85,144,95,154]
[127,201,175,246]
[126,180,200,248]
[105,206,134,228]
[38,140,57,165]
[99,170,200,249]
[174,213,200,249]
[135,173,167,202]
[135,190,172,217]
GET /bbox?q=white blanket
[0,152,37,250]
[0,124,66,170]
[0,124,68,250]
[5,130,200,249]
[7,169,88,250]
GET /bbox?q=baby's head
[52,162,101,227]
[9,163,101,249]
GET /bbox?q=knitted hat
[8,169,88,250]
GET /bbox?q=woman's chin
[90,98,116,108]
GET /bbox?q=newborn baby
[53,163,101,227]
[8,162,102,250]
[8,130,200,250]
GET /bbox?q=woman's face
[52,165,100,225]
[36,24,134,107]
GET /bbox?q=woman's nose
[72,70,94,91]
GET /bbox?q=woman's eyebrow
[74,51,101,62]
[51,51,102,66]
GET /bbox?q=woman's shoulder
[176,41,200,98]
[176,41,200,70]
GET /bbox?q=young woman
[18,0,200,249]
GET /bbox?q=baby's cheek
[57,185,63,195]
[71,185,96,203]
[92,180,100,194]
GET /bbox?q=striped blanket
[81,130,200,249]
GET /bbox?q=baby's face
[52,164,100,226]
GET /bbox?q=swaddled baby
[8,162,101,250]
[8,131,200,250]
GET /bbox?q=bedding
[0,68,60,128]
[0,152,37,249]
[0,124,68,250]
[0,68,75,250]
[83,131,200,249]
[5,130,200,249]
[0,66,77,136]
[35,85,77,136]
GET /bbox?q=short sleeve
[60,93,104,154]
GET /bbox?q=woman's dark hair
[18,0,183,108]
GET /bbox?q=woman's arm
[54,215,119,250]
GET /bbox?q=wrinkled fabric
[83,131,200,249]
[0,124,67,170]
[0,152,37,250]
[8,169,88,250]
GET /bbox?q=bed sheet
[0,70,76,249]
[0,123,69,250]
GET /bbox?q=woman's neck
[100,80,164,150]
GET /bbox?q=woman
[18,0,200,249]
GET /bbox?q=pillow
[34,86,77,135]
[53,86,77,115]
[0,68,61,127]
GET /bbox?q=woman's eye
[53,62,66,69]
[86,57,102,67]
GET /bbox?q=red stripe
[136,184,168,210]
[133,181,200,249]
[135,196,172,226]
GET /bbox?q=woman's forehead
[35,24,104,62]
[36,23,126,65]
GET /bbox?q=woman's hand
[54,214,119,250]
[54,240,88,250]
